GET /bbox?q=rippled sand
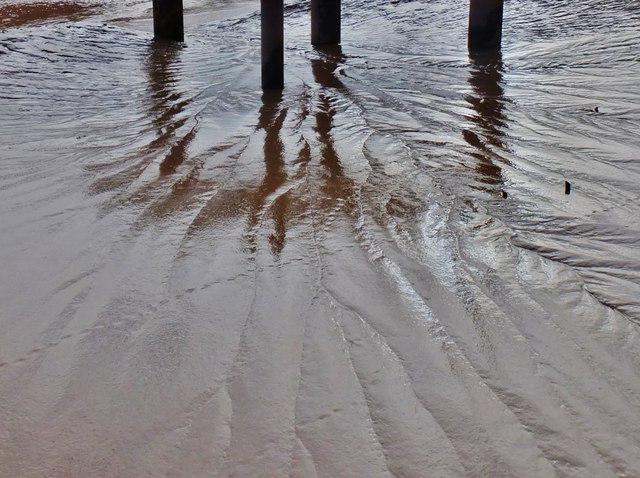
[1,0,640,476]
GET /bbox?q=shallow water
[1,0,640,476]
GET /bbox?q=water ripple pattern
[1,0,639,476]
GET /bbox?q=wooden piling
[311,0,341,45]
[261,0,284,89]
[468,0,503,51]
[152,0,184,42]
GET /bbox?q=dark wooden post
[153,0,184,42]
[261,0,285,89]
[311,0,341,45]
[468,0,503,50]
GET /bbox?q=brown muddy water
[1,0,640,476]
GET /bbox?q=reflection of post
[468,51,505,145]
[311,0,341,45]
[261,0,284,90]
[153,0,184,42]
[311,45,345,89]
[311,46,353,202]
[465,51,507,186]
[312,46,344,175]
[146,42,195,176]
[468,0,503,51]
[257,91,288,254]
[147,42,180,129]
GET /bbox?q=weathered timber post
[261,0,285,89]
[311,0,341,45]
[152,0,184,42]
[468,0,503,50]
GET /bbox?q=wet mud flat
[0,2,98,29]
[1,0,640,476]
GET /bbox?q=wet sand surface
[1,0,640,476]
[0,2,98,29]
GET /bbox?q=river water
[1,0,639,476]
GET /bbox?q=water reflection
[146,40,194,176]
[311,45,354,212]
[147,41,181,127]
[253,90,289,255]
[311,45,346,90]
[464,50,508,188]
[88,40,190,197]
[174,47,356,254]
[179,91,291,254]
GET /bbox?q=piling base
[262,0,284,90]
[468,0,503,51]
[311,0,341,45]
[153,0,184,42]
